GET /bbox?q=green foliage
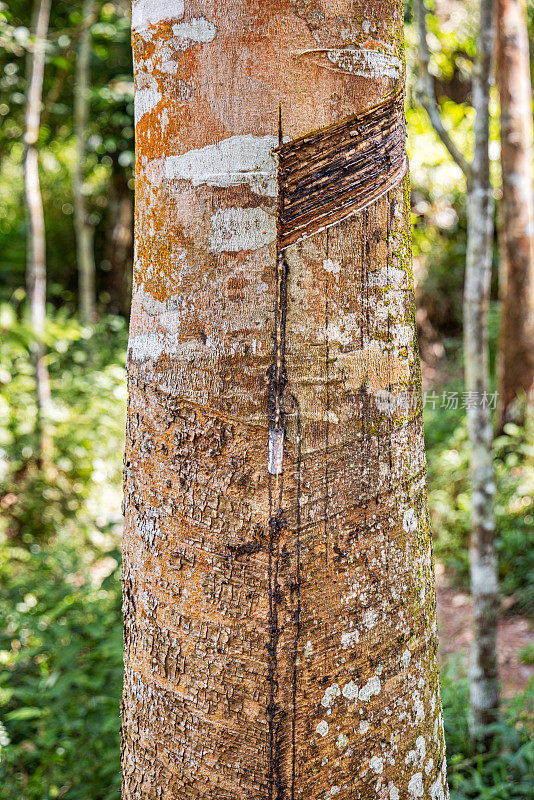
[0,303,128,542]
[425,392,534,617]
[0,308,126,798]
[441,659,534,799]
[0,0,133,306]
[0,539,123,799]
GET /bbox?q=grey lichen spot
[336,733,349,750]
[403,507,417,533]
[341,628,359,648]
[369,755,384,774]
[323,257,341,274]
[321,683,341,708]
[325,787,340,800]
[408,772,424,798]
[358,675,381,701]
[400,648,412,669]
[172,17,217,48]
[316,720,329,737]
[341,680,359,701]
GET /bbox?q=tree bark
[73,0,96,325]
[122,2,449,797]
[24,0,52,466]
[463,0,499,743]
[105,163,133,317]
[496,0,534,429]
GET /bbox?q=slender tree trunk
[464,0,499,743]
[73,0,96,325]
[496,0,534,430]
[105,164,133,316]
[122,2,448,797]
[24,0,52,467]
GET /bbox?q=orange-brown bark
[122,2,448,797]
[496,0,534,429]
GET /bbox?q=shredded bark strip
[276,90,407,249]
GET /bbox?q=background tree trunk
[463,0,499,743]
[24,0,52,466]
[73,0,96,325]
[122,2,448,797]
[496,0,534,430]
[105,161,133,316]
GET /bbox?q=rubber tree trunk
[73,0,96,325]
[122,2,449,798]
[464,0,499,743]
[24,0,52,467]
[496,0,534,429]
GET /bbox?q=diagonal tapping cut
[265,91,408,798]
[276,89,407,249]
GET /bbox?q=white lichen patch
[416,736,426,761]
[304,641,313,657]
[363,608,378,629]
[209,207,276,254]
[358,675,381,702]
[128,332,164,362]
[407,772,424,798]
[325,787,340,799]
[326,321,353,346]
[323,257,341,274]
[403,507,418,533]
[316,720,329,737]
[400,648,411,669]
[390,324,413,347]
[134,78,162,126]
[369,755,384,774]
[336,733,349,750]
[172,17,217,47]
[341,629,359,648]
[342,680,359,701]
[412,692,425,725]
[164,134,278,197]
[430,769,447,800]
[132,0,184,32]
[389,785,399,800]
[358,720,370,734]
[321,683,341,708]
[406,735,426,767]
[326,47,402,80]
[324,410,340,424]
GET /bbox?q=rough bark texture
[496,0,534,429]
[122,2,449,797]
[464,0,499,742]
[24,0,52,464]
[73,0,96,325]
